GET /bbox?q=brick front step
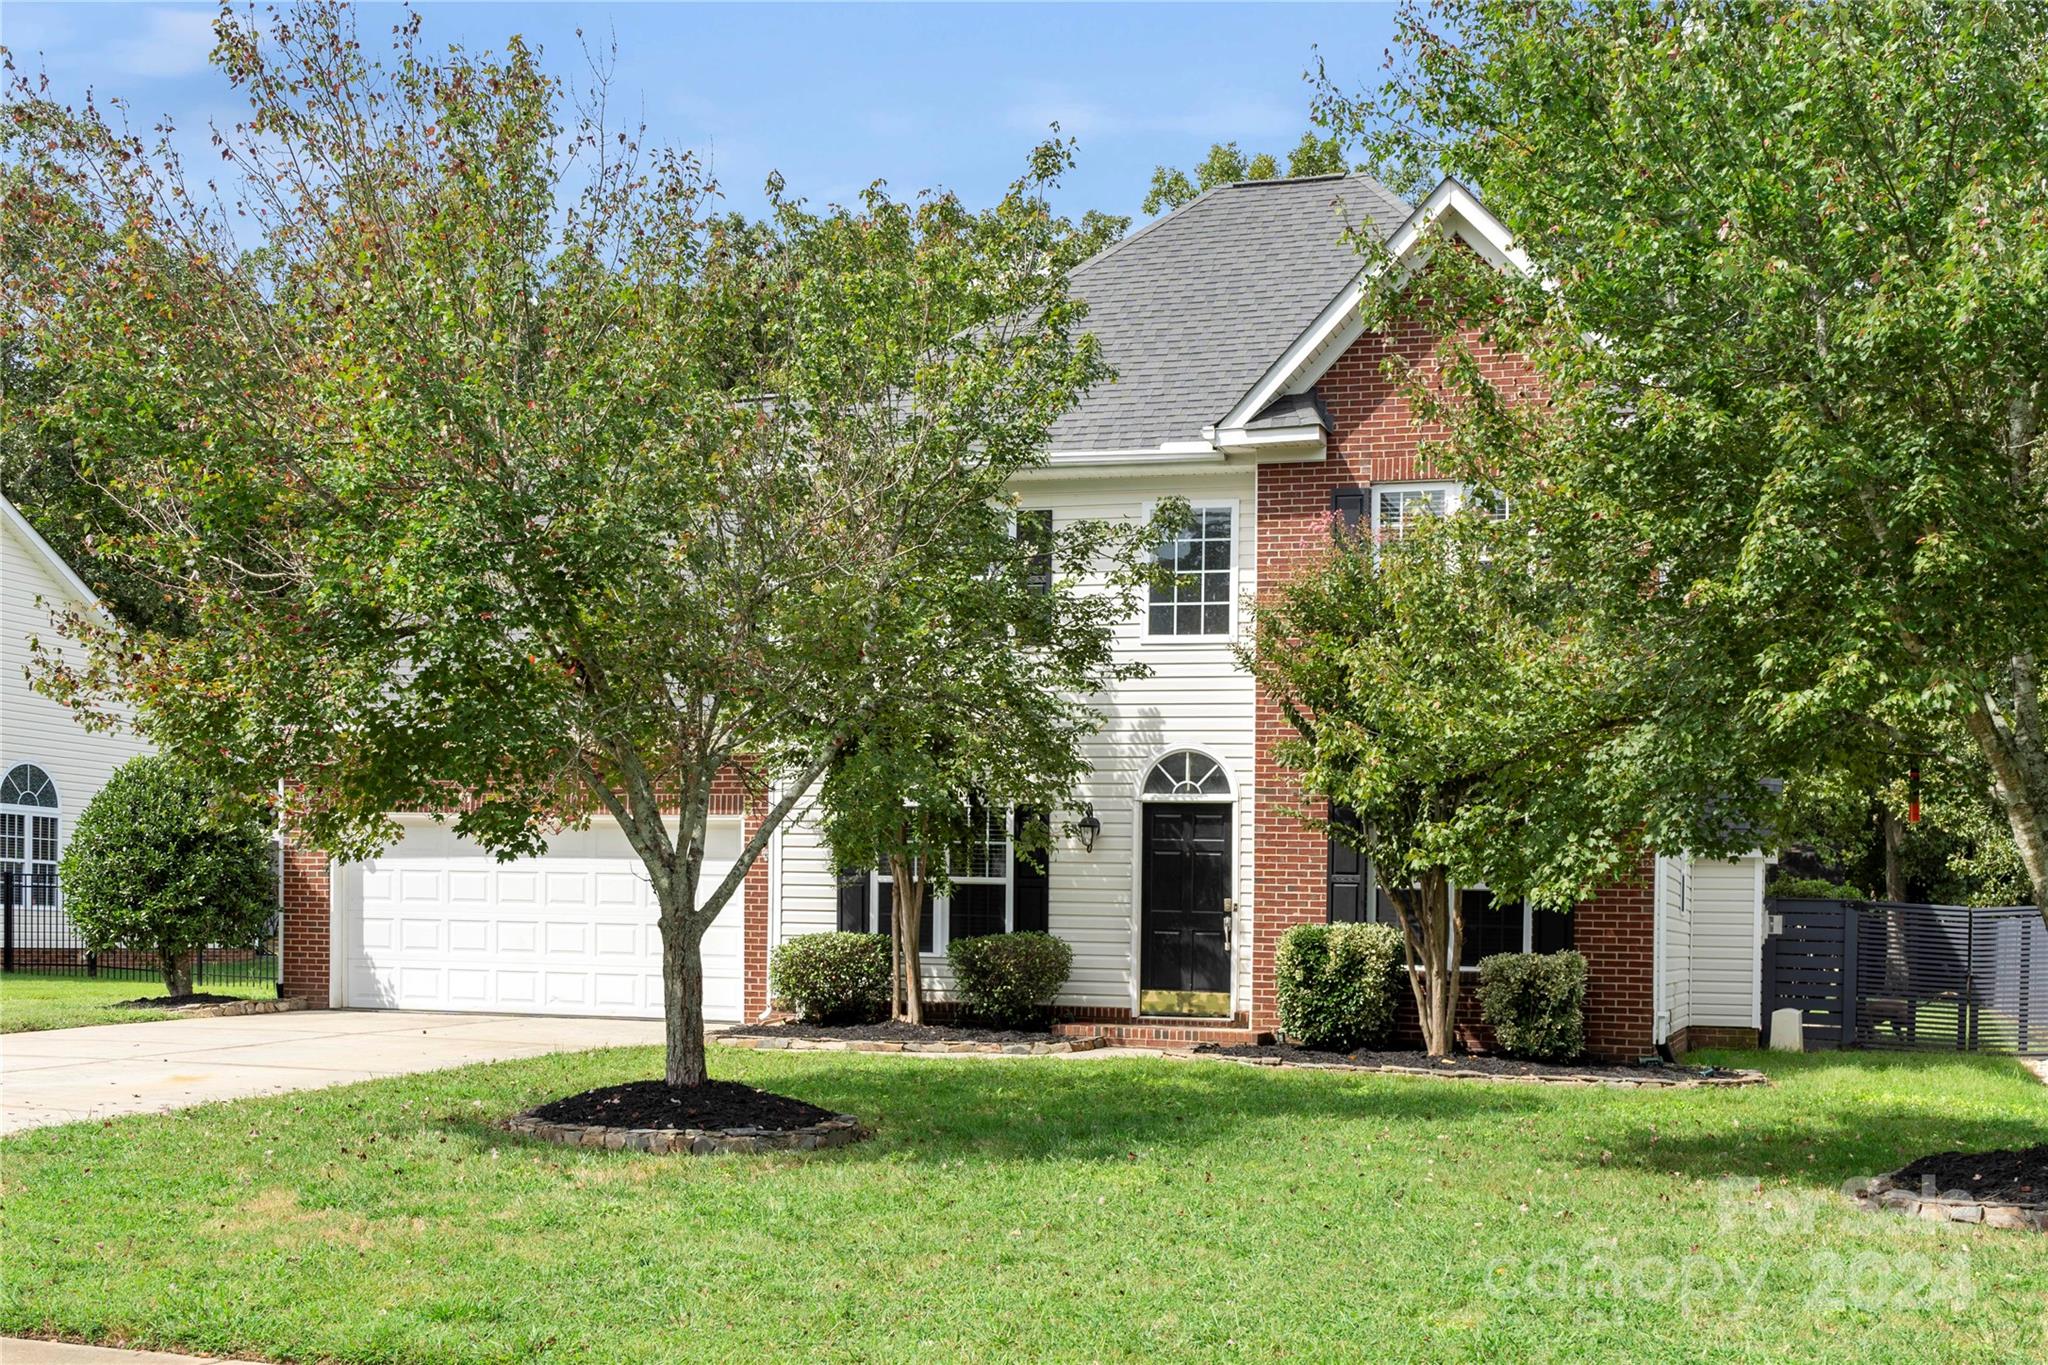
[1051,1019,1274,1049]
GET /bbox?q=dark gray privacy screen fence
[1763,898,2044,1055]
[0,865,282,993]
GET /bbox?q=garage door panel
[341,819,744,1020]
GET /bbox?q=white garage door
[339,816,745,1020]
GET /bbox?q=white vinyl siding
[775,468,1259,1012]
[1684,855,1766,1030]
[1659,854,1691,1039]
[1,516,151,900]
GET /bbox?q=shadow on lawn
[1593,1051,2047,1192]
[442,1053,1554,1165]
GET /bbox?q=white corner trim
[1652,853,1670,1045]
[1216,178,1533,438]
[1,494,111,624]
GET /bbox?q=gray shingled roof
[1049,172,1412,454]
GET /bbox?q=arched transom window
[0,763,61,907]
[1142,750,1231,800]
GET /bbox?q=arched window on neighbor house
[0,763,61,908]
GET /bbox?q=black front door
[1141,803,1232,1015]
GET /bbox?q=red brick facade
[279,842,332,1006]
[1248,324,1658,1060]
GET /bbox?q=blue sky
[0,2,1399,222]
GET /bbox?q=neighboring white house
[1,494,152,917]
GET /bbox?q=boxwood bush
[1273,921,1404,1051]
[946,931,1072,1030]
[1475,950,1587,1060]
[769,932,890,1024]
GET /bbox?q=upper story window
[1370,482,1507,540]
[1149,504,1235,637]
[0,763,60,909]
[1017,510,1053,595]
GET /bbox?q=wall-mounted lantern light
[1076,806,1101,852]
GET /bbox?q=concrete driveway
[0,1010,666,1134]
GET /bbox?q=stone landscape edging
[1850,1171,2048,1232]
[124,996,309,1021]
[718,1033,1107,1056]
[1172,1049,1770,1089]
[497,1110,869,1155]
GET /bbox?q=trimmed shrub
[770,932,890,1024]
[1475,950,1587,1061]
[59,755,276,998]
[1273,921,1404,1051]
[947,931,1072,1030]
[1766,876,1867,901]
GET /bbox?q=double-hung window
[1148,503,1235,638]
[0,763,60,909]
[1370,482,1508,540]
[871,803,1014,953]
[1326,843,1573,965]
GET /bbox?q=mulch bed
[527,1079,838,1132]
[115,992,257,1009]
[1890,1145,2047,1207]
[1190,1042,1764,1088]
[729,1020,1060,1045]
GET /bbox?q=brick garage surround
[277,769,772,1015]
[1249,323,1658,1060]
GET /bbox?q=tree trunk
[1960,661,2048,926]
[891,853,927,1024]
[658,897,709,1087]
[162,950,193,998]
[1390,869,1460,1057]
[1880,805,1909,902]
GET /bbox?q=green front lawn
[2,1047,2042,1362]
[0,971,275,1033]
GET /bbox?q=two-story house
[278,175,1771,1056]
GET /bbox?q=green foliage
[1272,921,1404,1051]
[58,756,274,994]
[1316,0,2048,920]
[1247,509,1660,1054]
[4,2,1119,1082]
[1765,877,1868,903]
[1474,951,1586,1061]
[945,931,1073,1030]
[769,933,891,1025]
[1140,132,1352,214]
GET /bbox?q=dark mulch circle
[727,1019,1061,1045]
[1890,1145,2048,1205]
[114,992,254,1010]
[1196,1041,1726,1083]
[525,1080,839,1133]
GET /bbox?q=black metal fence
[1763,898,2045,1055]
[0,865,282,994]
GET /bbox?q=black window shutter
[837,867,871,932]
[1327,804,1366,923]
[876,880,935,954]
[1532,907,1575,953]
[1012,808,1049,933]
[1331,487,1368,534]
